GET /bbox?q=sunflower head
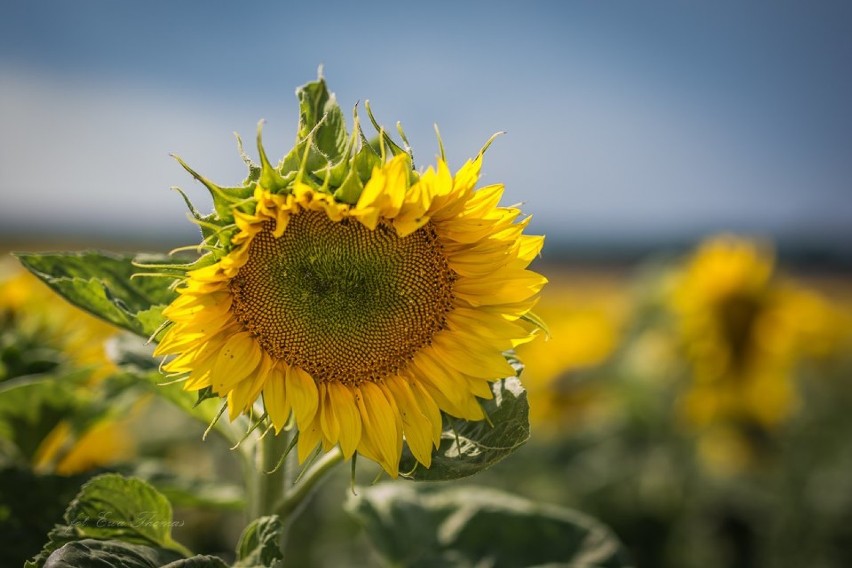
[153,75,546,477]
[668,235,805,431]
[669,235,775,375]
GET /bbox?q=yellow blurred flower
[1,263,137,474]
[1,266,117,382]
[669,235,845,432]
[517,271,628,433]
[33,419,136,476]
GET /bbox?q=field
[2,235,851,567]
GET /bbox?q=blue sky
[1,1,851,251]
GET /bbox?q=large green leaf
[400,372,531,481]
[15,252,177,338]
[26,473,192,567]
[41,539,184,568]
[162,556,230,568]
[40,539,228,568]
[347,484,634,568]
[63,473,183,549]
[233,515,285,568]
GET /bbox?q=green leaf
[40,539,183,568]
[27,473,193,567]
[332,160,365,204]
[171,154,256,223]
[162,555,229,568]
[347,484,634,568]
[400,370,531,481]
[364,100,407,158]
[15,252,177,338]
[296,77,348,165]
[233,515,285,568]
[63,474,186,551]
[38,539,227,568]
[352,143,382,184]
[130,462,244,511]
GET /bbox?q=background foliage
[2,233,851,567]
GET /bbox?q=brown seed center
[229,210,456,385]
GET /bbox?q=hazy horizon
[2,2,851,251]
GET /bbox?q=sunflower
[32,419,136,476]
[0,266,137,474]
[153,78,546,476]
[0,268,118,382]
[669,235,795,428]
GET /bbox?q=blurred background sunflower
[0,264,140,565]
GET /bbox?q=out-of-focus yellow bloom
[669,235,848,441]
[0,267,117,382]
[517,272,628,433]
[1,264,136,474]
[32,419,136,476]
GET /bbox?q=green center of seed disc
[230,210,456,384]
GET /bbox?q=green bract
[171,74,413,259]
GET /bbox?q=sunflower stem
[274,446,344,521]
[250,428,291,520]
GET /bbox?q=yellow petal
[438,209,521,244]
[430,333,515,379]
[263,363,291,432]
[209,331,262,393]
[516,234,545,263]
[358,382,402,476]
[353,387,383,465]
[297,415,322,463]
[319,383,341,446]
[327,382,362,458]
[153,328,206,356]
[408,378,443,445]
[446,308,526,343]
[286,366,319,428]
[453,272,547,307]
[162,291,232,321]
[453,155,482,196]
[409,351,485,420]
[162,341,215,374]
[356,154,410,220]
[462,183,505,217]
[227,357,270,422]
[384,377,434,467]
[465,375,495,399]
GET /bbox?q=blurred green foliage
[3,233,852,567]
[508,235,852,568]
